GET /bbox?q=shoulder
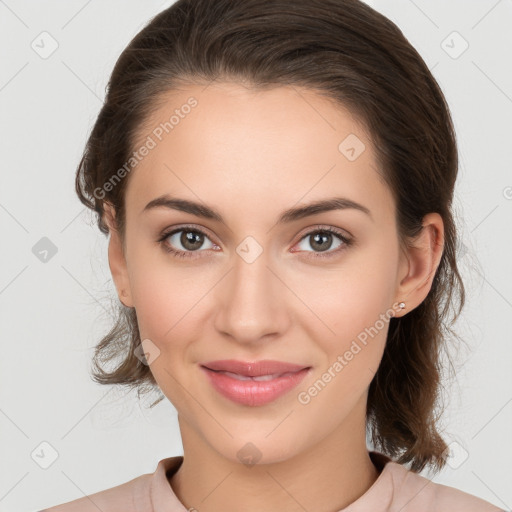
[383,458,504,512]
[38,472,153,512]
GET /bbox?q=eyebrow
[142,195,372,224]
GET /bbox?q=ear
[393,212,444,317]
[103,202,134,308]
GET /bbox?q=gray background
[0,1,511,511]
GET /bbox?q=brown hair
[76,0,465,473]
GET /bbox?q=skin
[104,81,444,512]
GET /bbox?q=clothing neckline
[150,450,404,511]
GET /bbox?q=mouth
[201,359,311,377]
[200,359,312,407]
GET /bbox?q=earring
[398,302,406,310]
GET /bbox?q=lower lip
[200,366,311,407]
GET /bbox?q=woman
[40,0,505,510]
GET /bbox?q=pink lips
[200,359,311,407]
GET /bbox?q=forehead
[125,82,394,225]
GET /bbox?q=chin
[208,433,305,467]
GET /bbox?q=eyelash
[157,224,353,261]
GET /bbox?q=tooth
[220,371,284,381]
[252,374,280,381]
[222,371,252,381]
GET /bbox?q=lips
[200,360,311,407]
[201,359,310,378]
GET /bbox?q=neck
[169,397,381,512]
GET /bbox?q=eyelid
[294,224,352,243]
[158,223,351,243]
[158,223,219,245]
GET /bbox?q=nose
[213,245,291,346]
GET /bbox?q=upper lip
[201,359,310,377]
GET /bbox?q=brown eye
[158,226,216,259]
[175,230,205,251]
[293,226,353,259]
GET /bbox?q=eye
[157,225,218,259]
[157,224,353,260]
[292,225,352,259]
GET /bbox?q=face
[106,82,432,465]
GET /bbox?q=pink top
[41,451,505,512]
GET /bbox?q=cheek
[134,276,202,346]
[294,246,396,393]
[296,274,393,424]
[126,239,207,337]
[300,254,396,344]
[129,261,203,403]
